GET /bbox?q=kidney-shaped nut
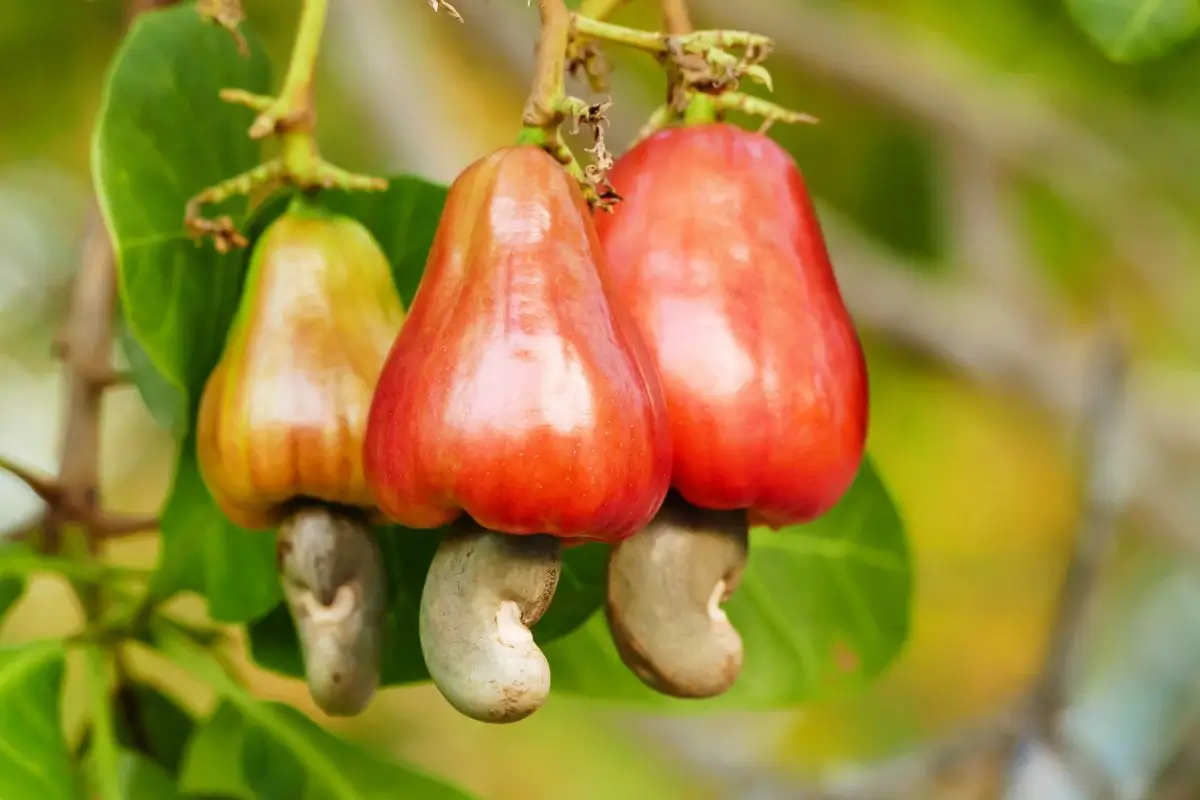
[605,496,750,699]
[419,522,562,724]
[277,503,387,717]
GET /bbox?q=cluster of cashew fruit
[196,124,867,723]
[193,0,868,722]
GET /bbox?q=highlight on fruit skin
[196,199,405,717]
[593,122,870,699]
[362,145,673,724]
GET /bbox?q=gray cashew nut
[277,504,386,717]
[605,496,750,699]
[419,522,562,724]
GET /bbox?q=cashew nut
[277,503,386,717]
[605,495,750,698]
[419,522,562,724]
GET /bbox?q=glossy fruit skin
[363,146,671,542]
[197,203,406,530]
[592,124,868,528]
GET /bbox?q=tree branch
[1000,327,1129,796]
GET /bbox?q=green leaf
[0,641,75,800]
[0,576,24,624]
[92,3,271,411]
[113,682,196,777]
[248,529,605,686]
[1066,0,1200,62]
[84,644,123,800]
[118,315,188,440]
[118,751,183,799]
[151,432,280,623]
[533,542,608,641]
[543,456,913,710]
[0,542,151,586]
[0,543,28,622]
[247,703,475,800]
[161,621,476,800]
[179,704,250,799]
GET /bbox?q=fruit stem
[521,0,572,133]
[682,92,717,125]
[518,1,618,210]
[661,0,693,35]
[184,0,387,251]
[659,0,711,125]
[274,0,327,159]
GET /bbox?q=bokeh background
[3,0,1200,797]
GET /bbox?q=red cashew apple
[593,123,869,698]
[363,145,672,723]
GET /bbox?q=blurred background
[3,0,1200,797]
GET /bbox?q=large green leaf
[0,543,28,623]
[117,316,188,440]
[248,530,607,686]
[92,3,271,418]
[0,641,76,800]
[178,703,249,799]
[113,682,197,777]
[239,703,473,800]
[543,456,912,710]
[162,622,476,800]
[151,432,281,623]
[1066,0,1200,62]
[117,752,183,799]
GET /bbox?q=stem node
[185,0,387,251]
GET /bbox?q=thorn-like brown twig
[27,204,161,554]
[0,455,61,506]
[197,0,249,55]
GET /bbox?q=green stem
[189,0,385,248]
[84,644,122,800]
[572,17,770,56]
[276,0,328,176]
[661,0,693,35]
[711,92,819,127]
[682,92,717,125]
[520,0,573,131]
[0,551,152,584]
